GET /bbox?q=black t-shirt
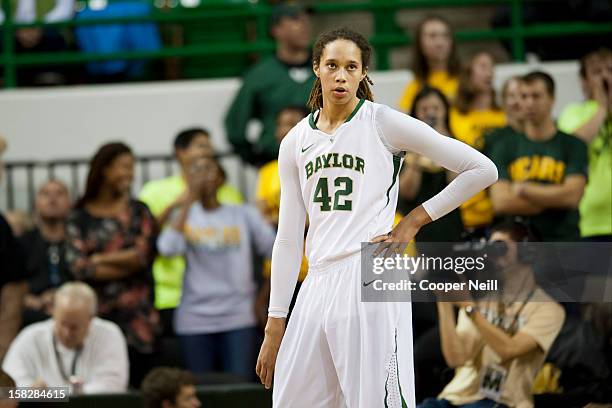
[20,228,70,294]
[0,213,25,288]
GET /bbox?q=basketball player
[256,28,498,408]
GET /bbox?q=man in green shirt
[224,4,314,166]
[139,128,243,333]
[558,48,611,240]
[488,71,588,241]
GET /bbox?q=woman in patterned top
[65,142,160,388]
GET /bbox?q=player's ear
[361,67,368,82]
[313,64,320,78]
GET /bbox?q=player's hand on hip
[371,206,431,258]
[256,317,286,389]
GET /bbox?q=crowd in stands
[1,6,611,407]
[2,0,611,88]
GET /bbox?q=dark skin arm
[89,249,145,281]
[371,205,432,257]
[154,190,190,228]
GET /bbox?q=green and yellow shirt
[487,129,588,241]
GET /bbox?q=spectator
[451,51,507,235]
[157,156,275,381]
[65,142,160,388]
[224,4,314,166]
[398,86,463,243]
[139,128,243,334]
[452,52,506,151]
[0,213,27,363]
[558,48,612,241]
[2,282,129,393]
[0,369,17,408]
[500,76,526,133]
[0,137,28,363]
[398,15,460,113]
[0,0,75,86]
[142,367,200,408]
[254,105,309,327]
[483,76,526,156]
[419,220,565,408]
[20,180,72,326]
[14,28,73,86]
[488,71,588,241]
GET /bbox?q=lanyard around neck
[52,335,81,382]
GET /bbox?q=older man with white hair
[2,282,129,393]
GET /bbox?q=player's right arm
[256,130,306,389]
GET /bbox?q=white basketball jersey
[289,99,403,268]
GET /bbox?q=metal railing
[1,151,243,211]
[1,0,611,88]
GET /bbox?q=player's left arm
[374,106,497,243]
[516,174,586,209]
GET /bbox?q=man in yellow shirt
[139,128,243,334]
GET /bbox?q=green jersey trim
[395,329,409,408]
[308,111,317,129]
[384,329,409,408]
[385,155,403,208]
[345,98,365,122]
[308,98,365,130]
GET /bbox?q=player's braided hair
[307,28,374,111]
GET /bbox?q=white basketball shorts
[273,252,416,408]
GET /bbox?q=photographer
[558,48,612,242]
[419,220,565,408]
